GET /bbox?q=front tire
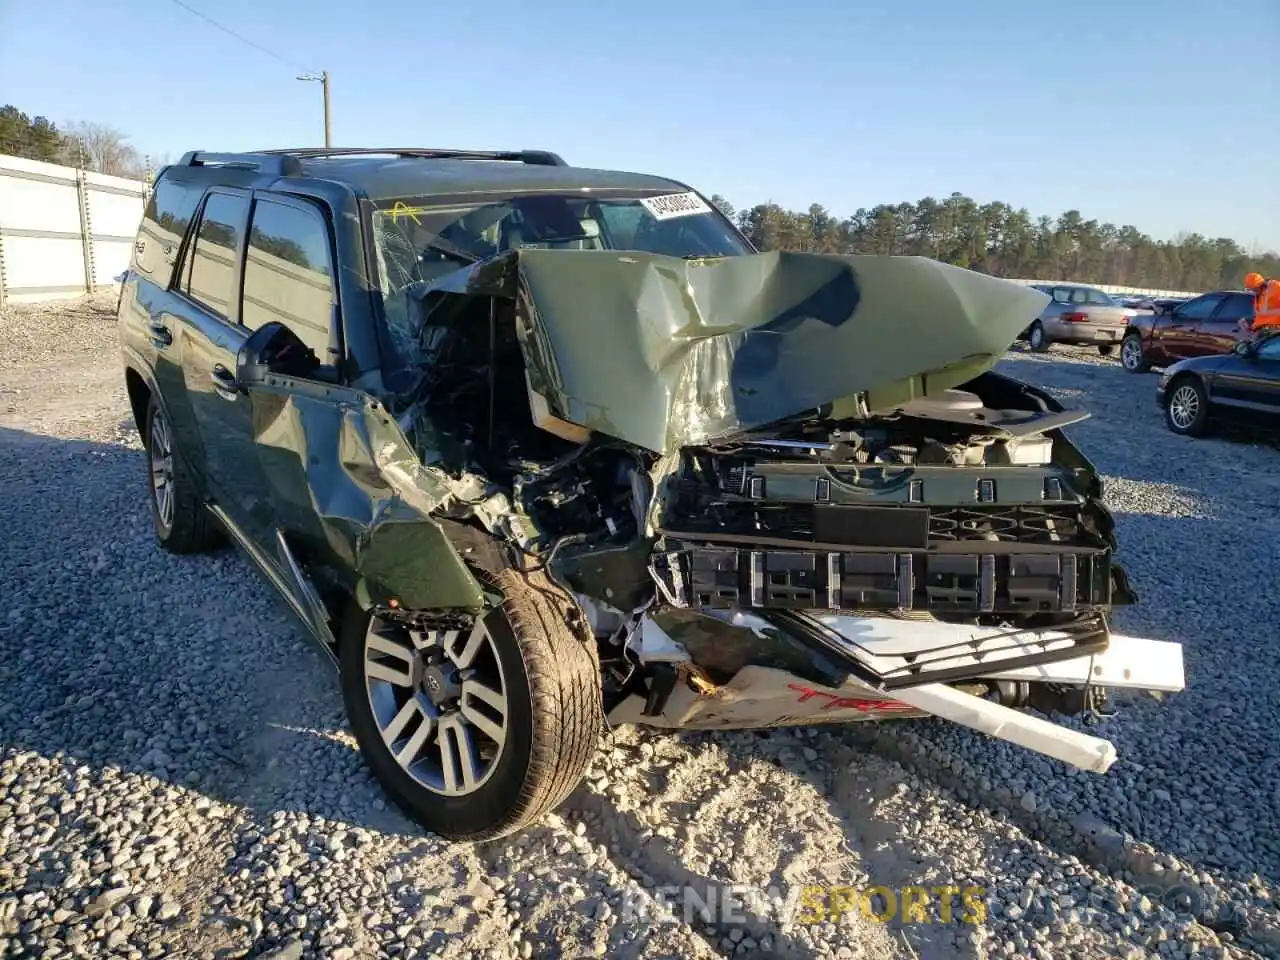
[1165,377,1209,437]
[145,395,223,554]
[1121,332,1151,373]
[340,568,602,841]
[1028,321,1050,352]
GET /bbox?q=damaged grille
[654,544,1110,615]
[928,505,1080,544]
[671,502,1083,547]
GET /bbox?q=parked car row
[1115,289,1276,439]
[1016,283,1277,440]
[1154,333,1280,437]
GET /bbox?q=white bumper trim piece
[976,633,1185,692]
[891,682,1119,773]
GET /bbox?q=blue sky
[3,0,1276,250]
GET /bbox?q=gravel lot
[1,296,1276,960]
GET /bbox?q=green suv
[118,148,1184,840]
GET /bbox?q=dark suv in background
[1121,290,1254,373]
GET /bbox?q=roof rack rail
[257,147,568,167]
[177,151,304,177]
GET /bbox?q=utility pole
[297,71,332,147]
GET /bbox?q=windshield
[370,191,751,369]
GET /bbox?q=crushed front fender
[245,377,485,613]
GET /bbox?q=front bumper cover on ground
[609,612,1185,773]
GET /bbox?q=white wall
[0,154,148,305]
[1003,278,1203,299]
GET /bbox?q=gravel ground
[1,297,1276,960]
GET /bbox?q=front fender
[243,377,486,614]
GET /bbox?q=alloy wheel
[149,409,175,530]
[1168,384,1201,430]
[1122,337,1143,370]
[363,615,510,796]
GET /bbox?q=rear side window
[181,192,249,321]
[241,198,336,360]
[1084,288,1114,304]
[134,179,202,286]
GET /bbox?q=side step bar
[206,504,339,667]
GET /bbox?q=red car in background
[1120,290,1255,373]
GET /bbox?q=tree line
[3,103,1272,292]
[0,104,167,179]
[711,193,1277,293]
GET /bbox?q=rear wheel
[1165,377,1209,437]
[1027,321,1049,352]
[340,568,602,841]
[1121,332,1151,373]
[145,396,223,553]
[1097,344,1115,357]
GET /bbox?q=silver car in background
[1020,283,1149,355]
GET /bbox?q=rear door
[121,178,205,458]
[1162,294,1224,360]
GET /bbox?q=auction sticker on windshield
[639,192,713,221]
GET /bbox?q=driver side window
[1176,295,1223,321]
[241,197,337,363]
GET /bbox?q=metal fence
[0,153,149,306]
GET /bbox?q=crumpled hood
[422,249,1050,455]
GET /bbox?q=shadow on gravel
[0,426,422,836]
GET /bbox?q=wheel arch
[124,365,153,438]
[1163,369,1205,403]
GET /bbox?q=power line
[165,0,308,71]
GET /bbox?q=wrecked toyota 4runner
[118,148,1185,841]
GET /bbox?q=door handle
[210,364,239,401]
[148,322,173,348]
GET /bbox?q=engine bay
[389,289,1129,674]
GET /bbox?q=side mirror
[236,321,321,387]
[1232,339,1255,358]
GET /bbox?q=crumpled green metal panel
[415,250,1050,455]
[248,380,485,613]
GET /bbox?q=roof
[295,155,688,201]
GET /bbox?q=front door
[173,189,272,543]
[1164,294,1224,361]
[1212,337,1280,421]
[231,191,344,563]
